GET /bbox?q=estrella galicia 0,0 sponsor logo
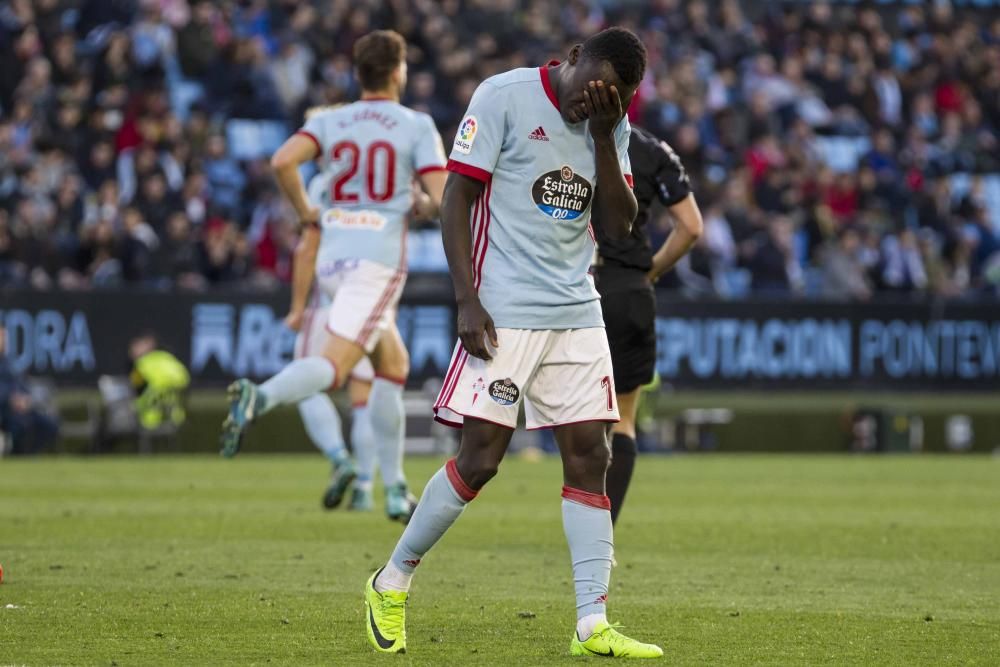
[488,378,520,406]
[531,165,593,220]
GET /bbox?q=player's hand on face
[284,310,305,332]
[457,297,499,361]
[584,80,623,140]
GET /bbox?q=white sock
[368,378,406,487]
[376,461,476,593]
[576,612,607,640]
[297,393,346,463]
[374,560,412,593]
[258,357,335,415]
[351,404,376,486]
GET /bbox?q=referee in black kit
[593,125,704,524]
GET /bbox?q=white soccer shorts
[433,328,620,430]
[316,258,406,355]
[295,303,375,383]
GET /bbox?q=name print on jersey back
[299,100,446,270]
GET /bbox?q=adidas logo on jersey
[528,126,549,141]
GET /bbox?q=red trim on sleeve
[561,485,611,510]
[447,159,491,183]
[446,458,479,502]
[417,165,447,176]
[539,66,560,111]
[295,130,321,157]
[624,174,634,188]
[375,373,407,387]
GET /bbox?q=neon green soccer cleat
[220,380,260,458]
[321,460,357,509]
[364,569,407,654]
[570,621,663,658]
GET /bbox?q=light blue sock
[368,378,406,487]
[297,393,347,464]
[375,459,477,592]
[258,357,335,415]
[351,404,375,488]
[562,488,613,623]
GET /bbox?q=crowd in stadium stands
[0,0,998,299]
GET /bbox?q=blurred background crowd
[1,0,999,299]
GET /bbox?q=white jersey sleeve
[298,114,328,163]
[614,116,634,188]
[448,81,505,182]
[413,113,448,175]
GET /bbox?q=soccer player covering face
[364,28,664,658]
[593,127,703,524]
[219,31,448,523]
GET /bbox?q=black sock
[607,433,637,525]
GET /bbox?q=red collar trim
[539,62,560,111]
[360,96,395,102]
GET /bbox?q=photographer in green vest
[128,334,190,430]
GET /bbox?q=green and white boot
[385,483,417,524]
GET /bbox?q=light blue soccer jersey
[299,100,447,271]
[447,65,632,330]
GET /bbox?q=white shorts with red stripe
[315,258,406,355]
[294,304,375,382]
[433,328,619,430]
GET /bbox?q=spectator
[821,227,873,301]
[0,324,59,455]
[747,217,802,295]
[881,228,929,292]
[176,0,218,82]
[154,212,205,290]
[201,135,245,217]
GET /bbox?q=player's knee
[374,345,409,381]
[564,438,611,480]
[455,450,501,490]
[381,356,409,382]
[323,357,348,391]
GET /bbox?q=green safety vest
[133,351,190,429]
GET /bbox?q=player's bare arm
[585,81,637,240]
[648,193,703,282]
[285,225,320,331]
[271,133,320,226]
[415,170,447,220]
[440,172,498,361]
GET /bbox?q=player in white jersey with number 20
[220,30,447,523]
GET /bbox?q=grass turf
[1,454,998,666]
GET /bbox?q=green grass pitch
[1,454,998,666]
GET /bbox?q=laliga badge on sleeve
[453,116,478,154]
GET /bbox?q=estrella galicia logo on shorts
[488,378,520,406]
[531,165,593,220]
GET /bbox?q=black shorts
[596,267,656,394]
